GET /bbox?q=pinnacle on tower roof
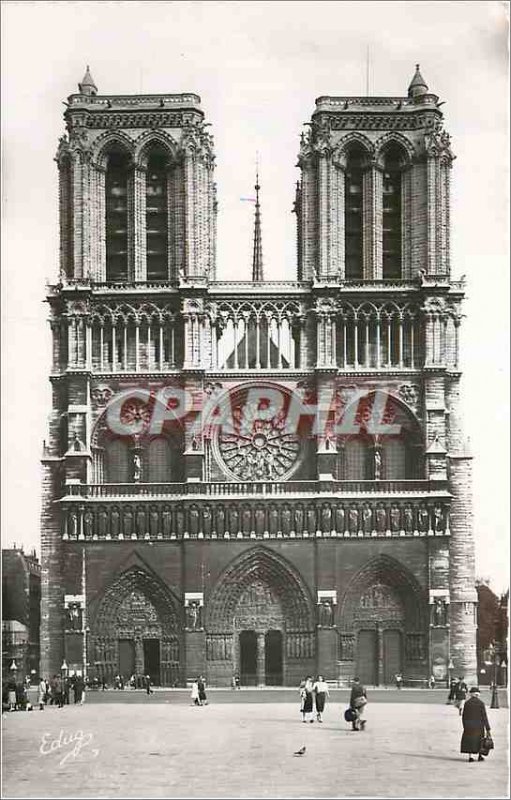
[252,168,264,282]
[408,64,429,99]
[78,65,98,96]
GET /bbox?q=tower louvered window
[344,148,364,279]
[382,146,402,279]
[146,148,168,282]
[106,151,130,282]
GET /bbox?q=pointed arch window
[106,150,130,282]
[344,147,364,279]
[105,439,130,483]
[382,145,403,279]
[146,147,168,282]
[146,437,172,482]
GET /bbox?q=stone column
[256,633,265,687]
[363,161,383,280]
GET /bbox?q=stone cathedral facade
[40,66,478,687]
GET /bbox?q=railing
[63,479,449,500]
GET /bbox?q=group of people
[299,676,330,723]
[447,675,469,714]
[37,674,86,710]
[190,676,208,706]
[300,676,368,730]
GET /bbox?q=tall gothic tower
[41,67,477,687]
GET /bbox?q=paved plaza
[2,692,509,799]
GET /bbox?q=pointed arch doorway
[205,548,315,687]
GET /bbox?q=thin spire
[408,64,428,99]
[252,157,263,282]
[78,65,98,96]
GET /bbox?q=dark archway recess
[339,555,427,686]
[89,566,182,687]
[239,630,257,686]
[205,547,315,686]
[265,630,283,686]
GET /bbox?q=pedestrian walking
[53,675,63,708]
[300,676,314,723]
[7,678,16,712]
[454,676,468,716]
[197,675,207,705]
[460,687,492,763]
[74,674,84,704]
[191,679,200,706]
[38,677,47,711]
[349,677,368,731]
[428,674,436,689]
[447,676,458,704]
[145,675,154,695]
[395,672,403,690]
[313,675,329,722]
[62,676,70,705]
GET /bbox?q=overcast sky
[1,1,509,592]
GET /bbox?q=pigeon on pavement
[293,746,306,756]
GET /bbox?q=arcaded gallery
[40,66,478,687]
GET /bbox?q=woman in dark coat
[460,687,491,762]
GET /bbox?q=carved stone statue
[186,601,201,630]
[390,505,401,532]
[307,506,316,534]
[374,449,382,480]
[319,599,334,627]
[98,508,109,537]
[363,505,372,533]
[175,506,184,537]
[255,507,265,537]
[216,506,225,536]
[242,506,251,534]
[418,505,429,532]
[203,506,212,536]
[189,506,199,536]
[404,505,414,532]
[67,603,82,631]
[149,507,159,537]
[434,506,444,532]
[68,510,78,538]
[295,505,304,535]
[349,507,359,533]
[84,510,94,538]
[229,506,239,535]
[321,504,332,533]
[281,505,291,536]
[123,508,133,537]
[133,453,142,482]
[136,507,146,536]
[269,506,278,536]
[335,505,345,534]
[376,504,387,533]
[110,508,120,537]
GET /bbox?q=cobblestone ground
[2,697,508,799]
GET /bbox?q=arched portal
[338,556,427,686]
[205,547,315,686]
[89,566,182,686]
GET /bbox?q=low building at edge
[40,66,478,687]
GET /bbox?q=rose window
[216,396,301,481]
